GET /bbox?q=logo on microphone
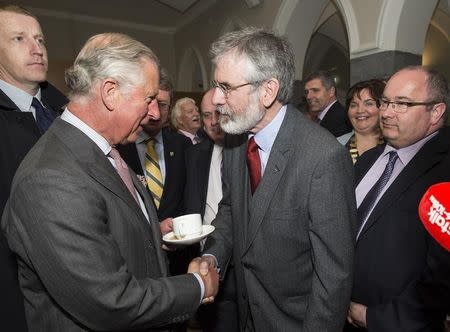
[419,182,450,251]
[427,195,450,234]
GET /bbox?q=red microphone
[418,182,450,251]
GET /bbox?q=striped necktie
[356,151,399,239]
[145,138,163,209]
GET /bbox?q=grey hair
[171,97,197,129]
[65,33,159,98]
[210,27,295,104]
[303,70,336,90]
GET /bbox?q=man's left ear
[261,79,280,108]
[431,102,446,124]
[101,78,119,111]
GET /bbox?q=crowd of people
[0,4,449,332]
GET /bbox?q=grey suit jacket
[204,105,356,331]
[1,118,201,331]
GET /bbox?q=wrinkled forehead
[385,70,428,99]
[214,50,253,82]
[0,11,42,32]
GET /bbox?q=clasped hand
[188,256,219,304]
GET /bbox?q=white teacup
[172,214,202,239]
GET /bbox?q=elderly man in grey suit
[1,32,218,331]
[196,28,356,331]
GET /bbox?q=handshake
[188,256,220,304]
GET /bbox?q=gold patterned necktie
[145,138,163,209]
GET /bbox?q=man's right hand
[188,257,219,304]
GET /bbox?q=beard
[217,91,265,134]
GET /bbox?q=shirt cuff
[192,272,205,303]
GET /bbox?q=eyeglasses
[379,98,438,113]
[212,80,262,98]
[157,102,170,112]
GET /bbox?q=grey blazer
[1,118,201,331]
[204,105,357,331]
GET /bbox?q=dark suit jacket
[184,136,239,332]
[119,128,194,276]
[184,137,214,217]
[204,105,356,331]
[320,101,352,137]
[351,127,450,331]
[0,82,67,332]
[1,118,201,331]
[118,127,191,220]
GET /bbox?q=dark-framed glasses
[212,80,262,98]
[379,98,439,113]
[157,101,170,112]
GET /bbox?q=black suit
[184,137,214,217]
[320,101,352,137]
[118,127,191,220]
[119,127,194,275]
[184,137,239,332]
[0,82,67,331]
[348,127,450,331]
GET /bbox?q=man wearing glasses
[118,68,194,276]
[346,66,450,331]
[196,27,356,331]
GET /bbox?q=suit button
[148,242,153,249]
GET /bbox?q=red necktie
[246,137,261,194]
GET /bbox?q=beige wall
[36,15,175,93]
[174,0,283,90]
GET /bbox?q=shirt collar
[136,129,162,144]
[250,104,287,152]
[60,108,111,156]
[318,99,337,121]
[0,79,41,112]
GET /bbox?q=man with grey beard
[194,27,356,331]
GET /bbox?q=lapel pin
[170,151,174,157]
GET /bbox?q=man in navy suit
[0,6,67,331]
[347,66,450,331]
[118,69,194,276]
[304,70,352,137]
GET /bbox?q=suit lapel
[130,170,168,276]
[52,119,152,226]
[243,107,293,255]
[357,132,449,240]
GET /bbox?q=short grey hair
[303,70,336,90]
[65,33,159,98]
[210,27,295,104]
[171,97,197,129]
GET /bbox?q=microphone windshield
[418,182,450,251]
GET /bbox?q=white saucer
[163,225,215,245]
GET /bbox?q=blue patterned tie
[357,151,399,239]
[32,97,55,133]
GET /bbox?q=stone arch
[377,0,438,54]
[274,0,355,79]
[176,46,208,92]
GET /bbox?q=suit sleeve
[3,168,201,330]
[304,144,357,331]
